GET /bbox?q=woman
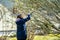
[16,14,31,40]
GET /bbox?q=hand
[28,13,32,15]
[28,10,35,15]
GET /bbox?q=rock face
[0,4,16,31]
[0,0,60,36]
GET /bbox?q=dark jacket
[16,14,30,39]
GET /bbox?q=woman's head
[17,14,23,19]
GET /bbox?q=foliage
[13,0,60,40]
[0,0,60,40]
[8,34,60,40]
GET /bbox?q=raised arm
[16,14,31,24]
[23,13,31,22]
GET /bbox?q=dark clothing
[16,14,30,39]
[17,38,26,40]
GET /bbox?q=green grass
[9,37,17,40]
[33,34,60,40]
[9,34,60,40]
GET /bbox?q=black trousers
[17,38,26,40]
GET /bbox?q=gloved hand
[28,11,33,15]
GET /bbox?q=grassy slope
[10,34,60,40]
[33,34,60,40]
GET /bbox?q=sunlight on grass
[10,37,17,40]
[33,34,60,40]
[10,34,60,40]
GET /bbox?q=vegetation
[6,34,60,40]
[0,0,60,40]
[13,0,60,40]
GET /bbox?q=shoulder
[16,18,21,22]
